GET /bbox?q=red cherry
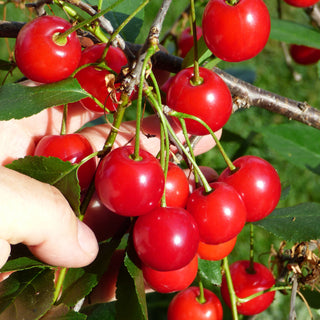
[82,192,128,242]
[167,67,232,136]
[218,155,281,222]
[15,16,81,83]
[95,146,165,217]
[75,44,128,114]
[221,260,275,315]
[133,206,199,271]
[289,44,320,65]
[283,0,319,7]
[142,254,198,294]
[33,133,96,191]
[197,236,237,261]
[187,182,247,244]
[167,286,223,320]
[202,0,270,62]
[178,26,203,58]
[164,162,190,208]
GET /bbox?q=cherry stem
[237,285,292,303]
[247,223,256,274]
[54,0,125,44]
[133,45,156,160]
[196,276,206,304]
[53,267,68,302]
[169,111,236,171]
[222,257,239,320]
[60,104,68,135]
[101,0,149,62]
[189,0,202,86]
[149,70,170,207]
[145,89,212,193]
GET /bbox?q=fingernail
[77,220,98,257]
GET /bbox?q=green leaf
[40,304,87,319]
[115,253,147,320]
[58,268,98,307]
[0,78,89,120]
[270,18,320,49]
[198,258,222,289]
[260,123,320,174]
[0,257,48,273]
[135,0,189,44]
[0,268,55,320]
[83,302,116,320]
[253,202,320,242]
[6,156,81,215]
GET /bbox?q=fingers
[80,114,219,157]
[0,101,99,166]
[0,239,11,269]
[0,166,98,268]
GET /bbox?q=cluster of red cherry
[13,0,284,317]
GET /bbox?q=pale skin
[0,99,220,270]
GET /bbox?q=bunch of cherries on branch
[11,0,288,317]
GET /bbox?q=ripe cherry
[289,44,320,65]
[167,286,223,320]
[33,133,96,191]
[142,254,198,294]
[283,0,319,7]
[197,236,237,261]
[95,146,165,216]
[164,162,190,208]
[220,260,276,315]
[218,155,281,222]
[167,67,232,136]
[15,16,81,83]
[133,206,199,271]
[186,182,247,244]
[75,43,128,114]
[178,26,203,58]
[202,0,270,62]
[82,192,129,242]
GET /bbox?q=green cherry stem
[145,89,212,193]
[53,267,67,303]
[133,45,156,160]
[247,223,256,274]
[222,257,239,320]
[169,110,236,171]
[60,104,68,135]
[54,0,125,44]
[189,0,202,86]
[196,275,206,304]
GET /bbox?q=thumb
[0,166,98,268]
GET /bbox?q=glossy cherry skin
[75,44,128,114]
[289,44,320,65]
[178,26,203,58]
[95,146,165,217]
[187,182,247,244]
[164,162,190,208]
[167,67,232,136]
[133,206,199,271]
[33,133,96,191]
[142,254,198,293]
[167,286,223,320]
[221,260,276,315]
[197,236,237,261]
[283,0,319,7]
[15,16,81,83]
[202,0,270,62]
[218,155,281,222]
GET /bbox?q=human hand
[0,100,220,269]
